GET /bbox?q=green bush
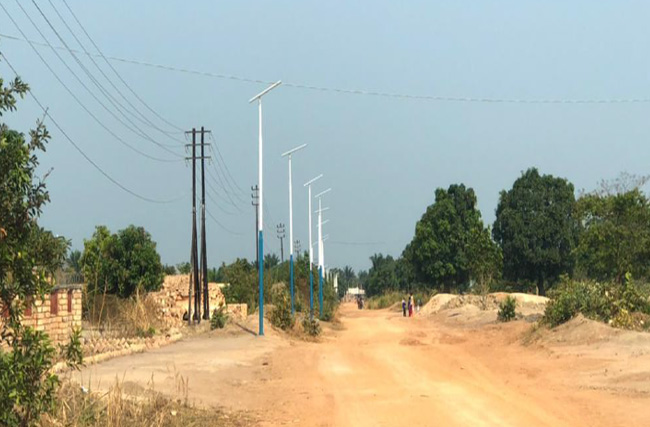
[270,287,294,331]
[302,317,321,337]
[210,305,228,330]
[497,296,517,322]
[542,275,650,328]
[366,292,403,310]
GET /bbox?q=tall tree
[81,225,164,298]
[365,254,398,297]
[405,184,499,293]
[576,188,650,282]
[493,168,579,295]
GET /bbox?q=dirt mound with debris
[422,292,549,317]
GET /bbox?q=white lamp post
[281,144,307,315]
[248,80,281,336]
[303,174,323,319]
[314,188,331,318]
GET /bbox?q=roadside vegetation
[357,170,650,332]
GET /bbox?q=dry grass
[41,376,254,427]
[83,291,165,338]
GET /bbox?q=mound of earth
[420,294,459,315]
[422,292,549,317]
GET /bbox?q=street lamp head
[314,188,332,199]
[304,174,323,187]
[248,81,282,103]
[281,143,307,158]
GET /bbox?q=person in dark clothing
[402,298,407,317]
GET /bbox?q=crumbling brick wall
[148,274,227,326]
[19,284,83,344]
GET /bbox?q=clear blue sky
[1,1,649,272]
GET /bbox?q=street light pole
[249,80,281,336]
[304,174,323,320]
[314,188,331,318]
[281,144,307,315]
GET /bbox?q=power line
[2,32,650,105]
[208,132,247,197]
[26,0,184,154]
[1,52,188,204]
[0,3,181,163]
[205,207,244,236]
[60,0,184,133]
[51,0,185,140]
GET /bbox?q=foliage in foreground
[41,381,251,427]
[1,62,82,425]
[542,275,650,329]
[497,296,517,322]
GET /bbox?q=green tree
[218,258,257,310]
[575,188,650,282]
[162,264,177,275]
[66,249,82,274]
[365,254,398,297]
[493,168,579,295]
[264,253,280,269]
[0,67,80,425]
[81,225,164,298]
[176,261,191,274]
[405,184,499,293]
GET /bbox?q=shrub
[497,296,517,322]
[210,305,228,330]
[366,292,402,310]
[270,287,294,331]
[302,317,321,337]
[542,275,650,328]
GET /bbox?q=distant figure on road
[402,298,407,317]
[417,298,422,314]
[408,294,414,317]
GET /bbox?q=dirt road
[78,303,650,426]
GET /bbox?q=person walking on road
[402,298,407,317]
[408,294,414,317]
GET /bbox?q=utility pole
[277,223,286,263]
[251,185,259,268]
[304,174,323,320]
[294,240,301,257]
[249,81,281,337]
[185,127,210,325]
[281,143,306,315]
[200,127,210,320]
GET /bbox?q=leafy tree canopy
[80,225,163,298]
[493,168,579,295]
[405,184,500,293]
[576,188,650,282]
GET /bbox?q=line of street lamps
[250,82,332,335]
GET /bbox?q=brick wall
[19,284,83,344]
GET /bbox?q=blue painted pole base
[309,268,314,320]
[290,254,294,315]
[319,266,324,319]
[258,230,264,336]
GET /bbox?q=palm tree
[264,253,280,269]
[67,249,82,274]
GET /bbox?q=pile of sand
[420,294,459,315]
[421,292,550,317]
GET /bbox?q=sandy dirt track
[77,303,650,426]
